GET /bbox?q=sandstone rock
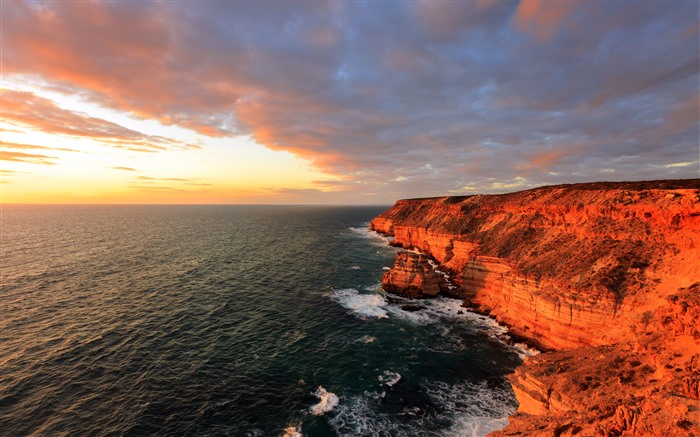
[372,180,700,351]
[381,251,447,298]
[371,180,700,436]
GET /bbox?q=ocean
[0,205,525,436]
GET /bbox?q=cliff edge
[371,180,700,436]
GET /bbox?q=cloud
[110,166,137,171]
[128,175,211,190]
[512,0,578,42]
[135,176,201,182]
[126,184,183,192]
[515,149,575,172]
[2,1,698,201]
[1,151,57,165]
[267,187,324,195]
[312,179,352,187]
[1,89,199,152]
[1,141,79,153]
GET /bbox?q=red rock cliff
[371,180,700,436]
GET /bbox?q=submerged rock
[400,304,425,312]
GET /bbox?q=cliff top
[373,179,700,300]
[398,179,700,203]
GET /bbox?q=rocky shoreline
[370,180,700,436]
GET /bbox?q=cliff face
[371,180,700,436]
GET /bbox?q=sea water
[0,205,524,436]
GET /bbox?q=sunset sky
[1,0,698,204]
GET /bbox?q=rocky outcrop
[371,180,700,436]
[496,340,700,436]
[381,251,447,298]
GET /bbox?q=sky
[1,0,699,204]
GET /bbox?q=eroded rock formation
[381,251,447,297]
[371,180,700,436]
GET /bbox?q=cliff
[371,180,700,436]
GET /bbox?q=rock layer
[381,251,447,297]
[371,180,700,436]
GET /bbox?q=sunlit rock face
[371,180,700,436]
[381,251,446,298]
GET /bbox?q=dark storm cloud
[3,0,698,200]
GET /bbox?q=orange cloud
[1,89,197,152]
[126,175,212,192]
[1,151,57,165]
[513,0,578,42]
[135,176,197,182]
[515,148,573,172]
[3,1,237,136]
[1,141,79,153]
[664,94,700,135]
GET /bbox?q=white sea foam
[384,296,540,357]
[364,283,382,292]
[384,296,501,330]
[280,424,303,437]
[512,342,540,359]
[450,416,510,437]
[424,379,517,437]
[349,265,361,270]
[427,258,458,291]
[309,386,339,415]
[347,226,396,248]
[329,379,515,437]
[331,289,388,319]
[332,287,538,360]
[356,335,376,344]
[378,370,401,387]
[328,393,401,436]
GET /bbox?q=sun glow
[1,82,332,204]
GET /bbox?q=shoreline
[370,180,700,436]
[372,227,545,357]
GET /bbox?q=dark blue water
[1,205,523,436]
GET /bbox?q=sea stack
[371,180,700,436]
[381,251,447,298]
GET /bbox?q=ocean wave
[423,379,517,437]
[355,335,377,344]
[385,296,504,331]
[364,283,383,292]
[386,296,540,357]
[328,393,401,436]
[330,289,388,319]
[378,370,401,387]
[347,226,396,248]
[280,424,303,437]
[329,379,515,437]
[511,342,540,359]
[332,288,536,360]
[309,386,339,416]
